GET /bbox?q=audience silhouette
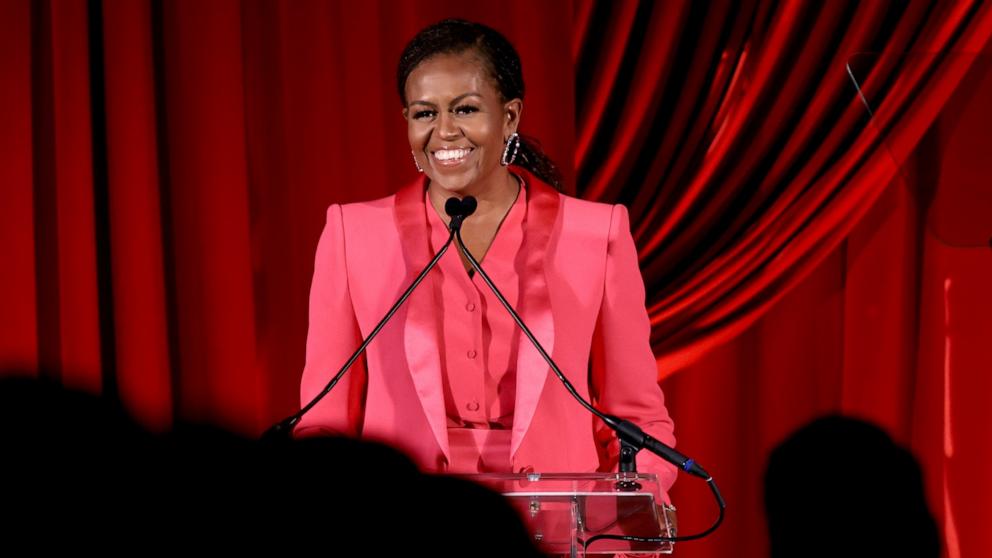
[765,415,940,558]
[0,374,545,556]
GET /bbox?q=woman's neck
[427,169,520,226]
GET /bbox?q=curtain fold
[101,0,173,431]
[0,0,39,373]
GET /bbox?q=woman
[294,19,678,502]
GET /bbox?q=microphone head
[461,196,477,217]
[444,197,463,218]
[444,196,478,218]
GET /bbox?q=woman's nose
[437,112,461,139]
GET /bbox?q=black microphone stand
[260,199,475,444]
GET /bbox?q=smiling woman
[294,19,679,507]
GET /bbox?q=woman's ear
[401,107,409,121]
[504,98,523,135]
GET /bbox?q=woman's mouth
[431,147,474,167]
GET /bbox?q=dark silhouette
[764,415,940,558]
[0,374,545,556]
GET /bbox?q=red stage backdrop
[1,1,990,557]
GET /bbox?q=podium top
[454,472,674,556]
[456,472,662,495]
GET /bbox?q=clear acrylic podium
[461,472,675,556]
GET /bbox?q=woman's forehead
[405,52,499,101]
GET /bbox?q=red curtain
[1,1,990,557]
[573,3,992,557]
[574,0,991,374]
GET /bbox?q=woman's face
[403,51,521,195]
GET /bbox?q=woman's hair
[397,19,564,190]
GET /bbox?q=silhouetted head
[764,415,939,558]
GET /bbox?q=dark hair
[397,19,563,190]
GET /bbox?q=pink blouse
[425,181,527,473]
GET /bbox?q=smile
[431,147,474,166]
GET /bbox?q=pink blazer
[295,168,677,495]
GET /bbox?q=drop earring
[500,132,520,166]
[412,150,424,173]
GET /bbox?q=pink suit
[294,167,678,498]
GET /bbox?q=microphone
[445,196,477,231]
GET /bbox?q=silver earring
[500,132,520,166]
[412,150,423,173]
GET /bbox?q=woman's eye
[454,105,479,115]
[413,110,435,120]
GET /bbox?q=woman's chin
[427,171,478,195]
[427,164,507,196]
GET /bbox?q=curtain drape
[574,0,991,374]
[1,1,990,557]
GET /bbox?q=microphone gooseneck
[264,194,479,443]
[451,222,708,478]
[261,204,462,444]
[450,213,725,546]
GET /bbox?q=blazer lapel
[510,168,560,459]
[394,176,450,463]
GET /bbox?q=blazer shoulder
[335,193,396,215]
[557,193,625,243]
[331,193,398,234]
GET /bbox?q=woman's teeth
[434,148,472,161]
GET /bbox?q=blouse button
[466,400,480,412]
[467,349,477,359]
[466,302,476,311]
